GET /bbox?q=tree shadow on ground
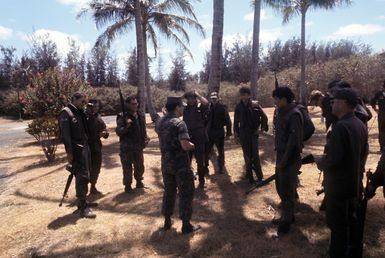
[0,156,66,179]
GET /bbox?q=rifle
[59,164,74,207]
[357,170,372,257]
[245,154,314,194]
[119,86,127,126]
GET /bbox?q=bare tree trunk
[142,24,157,121]
[300,9,307,106]
[135,0,146,113]
[208,0,224,94]
[250,0,261,100]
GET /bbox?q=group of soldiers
[58,79,385,257]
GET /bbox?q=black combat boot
[125,185,133,193]
[164,216,172,231]
[277,221,291,235]
[90,184,102,195]
[218,163,224,174]
[181,220,201,234]
[136,181,144,189]
[79,199,96,219]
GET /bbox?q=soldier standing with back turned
[59,92,96,218]
[116,96,149,193]
[155,96,200,234]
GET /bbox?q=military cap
[334,88,358,108]
[184,91,197,98]
[166,96,183,106]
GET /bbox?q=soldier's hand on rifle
[67,153,73,164]
[126,118,133,127]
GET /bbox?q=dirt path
[0,108,384,258]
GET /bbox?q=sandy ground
[0,107,384,258]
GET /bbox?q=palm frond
[95,17,134,48]
[282,5,298,24]
[152,12,205,37]
[146,24,158,57]
[155,0,198,20]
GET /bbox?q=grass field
[0,107,384,258]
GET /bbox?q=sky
[1,0,385,76]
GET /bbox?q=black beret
[166,96,183,106]
[334,88,358,108]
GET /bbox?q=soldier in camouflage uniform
[371,80,385,152]
[183,91,209,188]
[116,96,149,193]
[59,92,96,218]
[86,99,109,195]
[155,96,200,234]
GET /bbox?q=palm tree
[207,0,224,94]
[135,0,146,113]
[250,0,261,100]
[79,0,204,118]
[265,0,351,105]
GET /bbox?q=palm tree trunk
[250,0,261,100]
[208,0,224,94]
[142,24,157,121]
[135,0,146,113]
[300,9,307,106]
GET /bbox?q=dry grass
[0,107,384,258]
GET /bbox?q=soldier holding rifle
[59,92,96,218]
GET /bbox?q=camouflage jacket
[116,111,147,151]
[155,112,191,175]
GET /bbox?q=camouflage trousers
[275,151,301,223]
[120,149,144,187]
[162,169,195,221]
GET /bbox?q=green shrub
[24,68,94,162]
[26,117,59,162]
